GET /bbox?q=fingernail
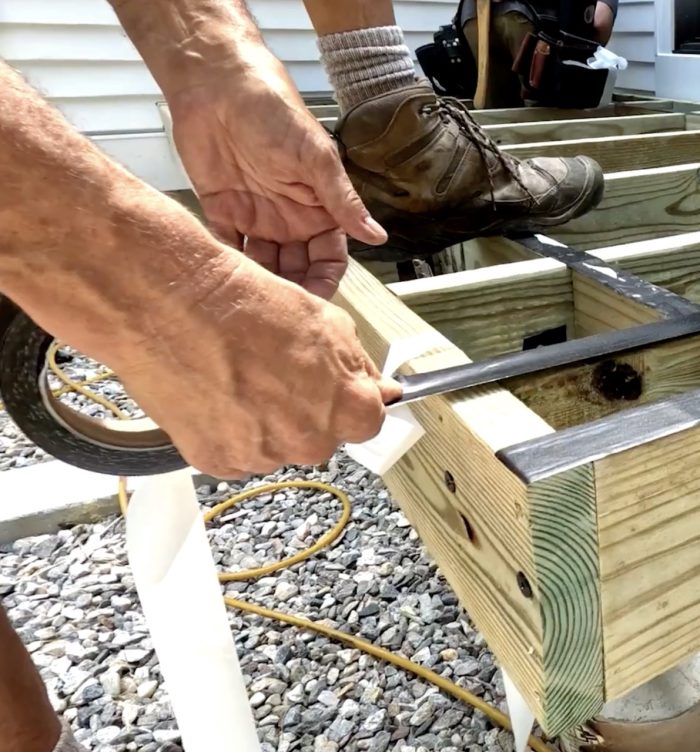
[364,216,388,241]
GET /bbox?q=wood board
[323,92,700,739]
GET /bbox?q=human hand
[167,44,386,298]
[108,243,401,478]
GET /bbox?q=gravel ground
[0,357,521,752]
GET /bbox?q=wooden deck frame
[327,92,700,738]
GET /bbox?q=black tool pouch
[512,28,610,108]
[415,0,477,99]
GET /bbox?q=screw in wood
[444,470,457,493]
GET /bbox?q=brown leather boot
[334,81,604,262]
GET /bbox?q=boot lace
[421,97,537,210]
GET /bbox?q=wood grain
[595,425,700,698]
[507,332,700,430]
[392,255,573,358]
[528,467,603,732]
[504,131,700,173]
[488,112,685,146]
[390,234,700,358]
[338,259,607,734]
[598,232,700,303]
[552,164,700,250]
[334,259,561,725]
[503,237,700,432]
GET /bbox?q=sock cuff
[316,25,416,112]
[317,25,405,53]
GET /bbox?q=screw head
[444,470,457,493]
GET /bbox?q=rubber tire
[0,310,186,476]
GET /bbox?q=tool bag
[416,0,611,108]
[415,0,477,99]
[512,3,611,108]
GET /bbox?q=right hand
[110,244,402,478]
[166,44,387,300]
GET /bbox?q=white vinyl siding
[0,0,663,187]
[0,0,459,187]
[607,0,656,94]
[0,0,457,134]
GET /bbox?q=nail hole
[444,470,457,493]
[459,513,476,544]
[517,572,533,599]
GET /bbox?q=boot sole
[350,161,606,263]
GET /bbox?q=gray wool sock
[317,25,417,113]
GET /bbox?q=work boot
[334,80,604,262]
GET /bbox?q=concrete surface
[0,461,214,544]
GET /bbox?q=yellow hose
[104,351,553,751]
[0,342,114,413]
[46,342,127,420]
[116,478,553,752]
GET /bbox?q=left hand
[167,44,386,299]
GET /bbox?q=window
[675,0,700,53]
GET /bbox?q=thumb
[318,153,388,247]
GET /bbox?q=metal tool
[391,312,700,404]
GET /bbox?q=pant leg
[463,12,534,108]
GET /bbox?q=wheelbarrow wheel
[0,310,186,476]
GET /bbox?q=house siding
[0,0,659,189]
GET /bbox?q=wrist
[109,0,267,101]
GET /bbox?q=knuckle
[335,383,386,444]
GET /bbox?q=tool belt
[417,0,610,108]
[512,25,610,108]
[415,18,477,99]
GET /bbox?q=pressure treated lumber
[391,254,574,358]
[501,385,700,704]
[504,130,700,173]
[507,330,700,429]
[686,112,700,131]
[390,232,700,429]
[517,254,700,425]
[526,466,601,732]
[315,103,662,132]
[334,259,604,735]
[390,233,700,357]
[487,112,685,145]
[595,426,700,698]
[470,103,660,125]
[334,98,700,726]
[551,163,700,250]
[388,224,700,700]
[306,104,340,118]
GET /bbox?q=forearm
[0,62,235,362]
[108,0,267,99]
